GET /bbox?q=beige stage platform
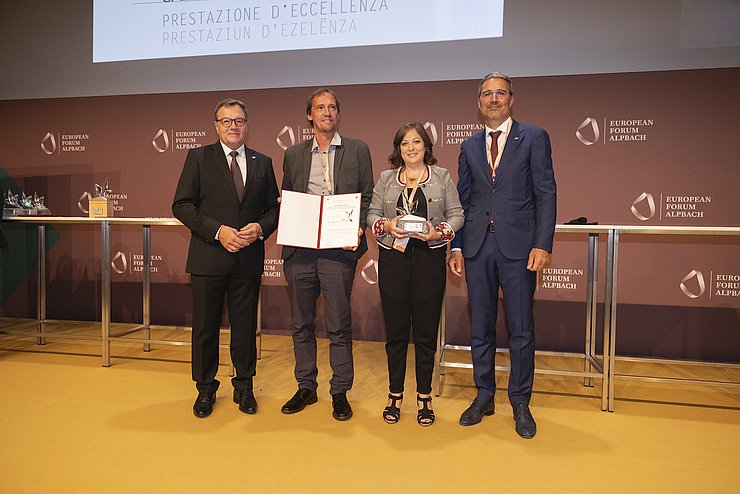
[1,332,738,493]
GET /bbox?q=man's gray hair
[478,72,513,96]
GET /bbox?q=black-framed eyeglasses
[216,117,247,127]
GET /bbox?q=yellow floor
[0,333,738,493]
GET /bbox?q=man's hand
[343,227,364,251]
[448,250,464,277]
[239,223,263,245]
[218,226,250,253]
[527,247,550,272]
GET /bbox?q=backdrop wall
[1,68,738,362]
[2,1,740,99]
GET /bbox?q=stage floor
[1,333,738,493]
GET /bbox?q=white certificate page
[276,191,360,249]
[318,193,361,249]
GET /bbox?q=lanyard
[401,166,424,214]
[320,149,333,195]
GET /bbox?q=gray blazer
[368,165,464,250]
[280,135,374,261]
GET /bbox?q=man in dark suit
[173,98,279,418]
[449,73,556,438]
[0,217,7,248]
[280,88,373,421]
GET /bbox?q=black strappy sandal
[417,394,435,427]
[383,393,403,424]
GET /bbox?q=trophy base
[89,197,113,218]
[3,208,32,217]
[398,215,429,234]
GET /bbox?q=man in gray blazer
[280,88,374,421]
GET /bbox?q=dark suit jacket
[0,220,7,248]
[452,120,556,260]
[172,141,280,276]
[280,135,374,261]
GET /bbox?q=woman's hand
[386,215,410,239]
[411,221,441,242]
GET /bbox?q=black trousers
[190,260,261,394]
[378,245,446,395]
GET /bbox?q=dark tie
[229,150,244,201]
[489,130,502,177]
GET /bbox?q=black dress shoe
[233,388,257,414]
[459,397,495,426]
[332,392,353,421]
[193,391,216,418]
[513,403,537,439]
[281,388,318,414]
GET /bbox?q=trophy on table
[19,192,38,214]
[88,179,113,217]
[3,190,29,217]
[3,189,53,217]
[33,192,51,215]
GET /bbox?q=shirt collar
[485,117,512,138]
[311,133,342,152]
[220,141,245,157]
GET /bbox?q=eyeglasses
[216,117,247,127]
[480,89,510,99]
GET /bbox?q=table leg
[607,230,620,412]
[102,221,111,367]
[143,225,151,352]
[37,225,47,345]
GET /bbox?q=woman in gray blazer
[367,122,463,426]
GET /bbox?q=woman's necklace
[404,166,424,184]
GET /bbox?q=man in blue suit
[449,73,556,438]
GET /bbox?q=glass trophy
[3,190,26,216]
[33,192,51,215]
[397,214,429,234]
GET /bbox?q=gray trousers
[284,248,356,395]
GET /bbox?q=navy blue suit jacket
[452,120,556,260]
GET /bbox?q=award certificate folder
[277,190,361,249]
